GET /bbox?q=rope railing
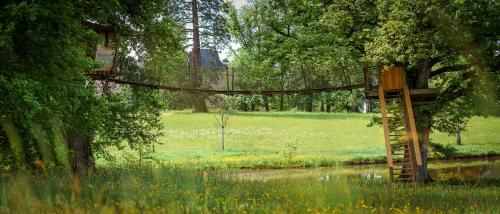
[105,78,366,95]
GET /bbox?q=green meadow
[106,111,500,169]
[3,112,500,213]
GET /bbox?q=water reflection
[229,159,499,181]
[429,159,499,180]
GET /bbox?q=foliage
[430,142,459,158]
[282,140,298,167]
[331,90,364,112]
[0,0,183,171]
[229,0,499,123]
[433,98,474,140]
[94,87,165,164]
[0,166,499,213]
[169,0,231,50]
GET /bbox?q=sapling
[211,95,232,151]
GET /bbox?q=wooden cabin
[84,22,116,79]
[379,64,405,90]
[366,65,439,104]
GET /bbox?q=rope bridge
[92,66,369,95]
[105,78,365,95]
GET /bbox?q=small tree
[434,98,474,145]
[211,95,232,151]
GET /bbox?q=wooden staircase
[377,65,422,185]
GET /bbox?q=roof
[83,21,115,33]
[188,49,226,69]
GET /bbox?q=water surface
[228,158,499,181]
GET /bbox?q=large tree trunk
[66,129,94,173]
[191,0,207,112]
[412,60,433,183]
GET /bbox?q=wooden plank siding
[379,65,405,90]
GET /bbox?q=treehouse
[84,22,117,80]
[367,64,439,185]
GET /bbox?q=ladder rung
[393,161,411,165]
[394,173,414,176]
[398,177,414,180]
[391,151,409,154]
[392,166,412,170]
[393,160,412,163]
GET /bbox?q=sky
[232,0,248,9]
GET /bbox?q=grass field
[106,111,500,169]
[1,167,499,213]
[3,112,500,213]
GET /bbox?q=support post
[378,85,394,170]
[403,86,422,166]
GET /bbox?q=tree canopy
[0,0,184,170]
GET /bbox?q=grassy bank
[1,167,499,213]
[104,111,499,169]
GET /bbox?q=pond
[228,158,499,181]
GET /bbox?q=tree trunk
[263,95,270,112]
[412,59,433,183]
[456,132,462,145]
[305,93,313,112]
[320,98,325,112]
[66,129,94,173]
[192,96,207,112]
[221,127,225,151]
[191,0,207,112]
[326,101,331,113]
[279,94,284,111]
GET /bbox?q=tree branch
[430,64,470,79]
[267,23,296,39]
[435,71,476,104]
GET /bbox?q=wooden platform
[366,88,439,103]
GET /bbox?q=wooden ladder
[379,85,422,185]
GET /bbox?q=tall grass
[0,167,498,213]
